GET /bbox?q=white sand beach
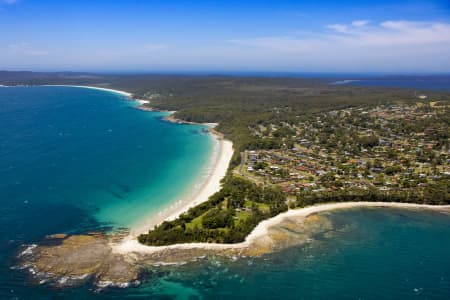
[42,84,235,240]
[45,85,449,259]
[112,201,450,255]
[34,85,450,259]
[42,85,133,97]
[136,99,150,105]
[129,133,234,236]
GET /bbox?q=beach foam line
[111,202,450,255]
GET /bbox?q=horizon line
[2,69,450,78]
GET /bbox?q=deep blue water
[331,76,450,91]
[1,87,450,299]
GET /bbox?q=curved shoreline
[14,85,450,289]
[130,137,234,236]
[28,86,450,259]
[112,202,450,255]
[40,84,235,238]
[20,201,450,289]
[42,84,133,97]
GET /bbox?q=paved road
[239,151,245,173]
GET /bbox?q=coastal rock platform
[19,202,449,289]
[18,233,142,288]
[17,213,332,289]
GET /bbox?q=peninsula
[1,73,448,248]
[3,72,448,289]
[3,0,450,297]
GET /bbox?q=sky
[0,0,450,73]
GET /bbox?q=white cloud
[327,20,370,33]
[228,20,450,72]
[346,21,450,46]
[352,20,370,27]
[231,20,450,49]
[327,24,350,33]
[9,42,48,56]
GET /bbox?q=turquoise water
[159,208,450,300]
[1,87,450,299]
[128,208,450,300]
[0,86,215,231]
[8,208,450,299]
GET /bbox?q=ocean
[0,86,214,297]
[1,85,450,299]
[331,76,450,91]
[141,208,450,300]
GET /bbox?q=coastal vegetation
[138,176,288,245]
[135,80,450,245]
[1,72,449,245]
[3,72,449,168]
